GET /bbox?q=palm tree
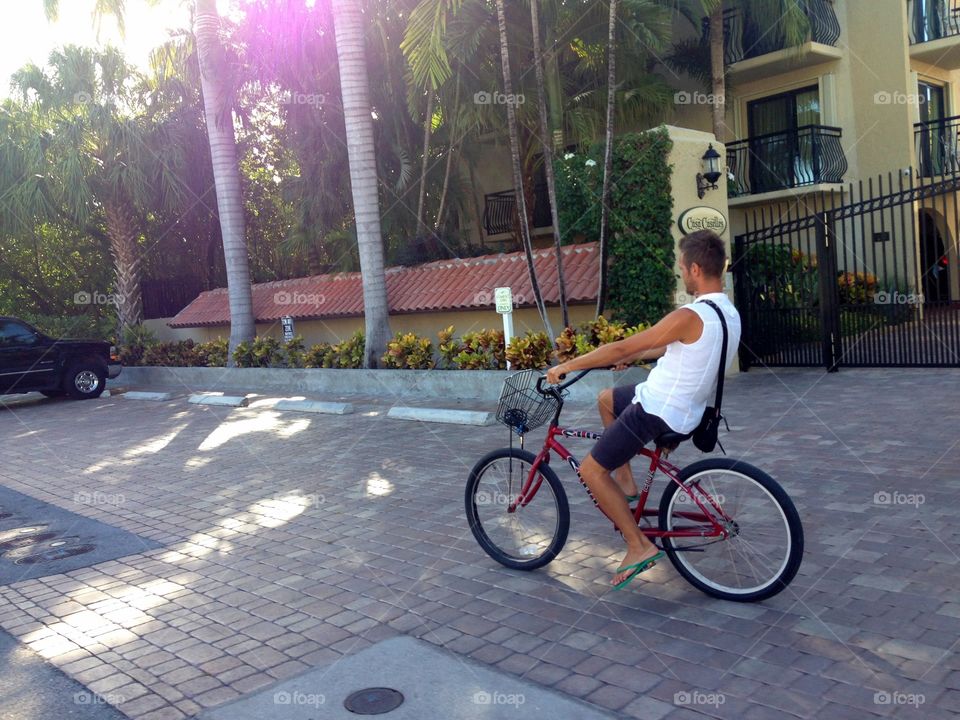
[530,0,569,328]
[596,0,618,317]
[42,0,256,358]
[193,0,256,359]
[494,0,554,340]
[1,47,187,335]
[331,0,392,366]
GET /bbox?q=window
[0,321,38,346]
[747,86,822,192]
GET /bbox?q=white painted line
[387,406,494,426]
[188,394,249,407]
[275,400,354,415]
[123,391,174,401]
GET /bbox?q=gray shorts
[590,385,672,471]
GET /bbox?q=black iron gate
[733,169,960,370]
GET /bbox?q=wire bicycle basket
[495,369,563,435]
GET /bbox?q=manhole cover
[344,687,404,715]
[15,544,95,565]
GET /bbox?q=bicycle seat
[655,430,693,449]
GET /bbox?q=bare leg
[598,389,637,497]
[580,453,661,585]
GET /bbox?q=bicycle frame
[509,423,732,541]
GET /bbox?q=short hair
[679,230,726,278]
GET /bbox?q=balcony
[483,182,552,236]
[716,0,842,82]
[909,0,960,68]
[727,125,847,200]
[915,114,960,177]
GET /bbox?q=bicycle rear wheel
[465,448,569,570]
[659,457,803,602]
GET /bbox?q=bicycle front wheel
[659,458,804,602]
[465,448,569,571]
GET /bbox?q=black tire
[62,361,107,399]
[40,390,65,398]
[465,448,569,570]
[659,457,804,602]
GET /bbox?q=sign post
[281,316,295,342]
[494,287,513,370]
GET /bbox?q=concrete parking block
[274,400,354,415]
[125,391,174,402]
[188,394,249,407]
[387,406,494,426]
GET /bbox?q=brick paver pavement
[1,368,958,719]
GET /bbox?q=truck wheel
[63,362,106,399]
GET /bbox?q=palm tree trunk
[434,74,461,233]
[710,3,726,142]
[103,199,144,334]
[194,0,255,363]
[494,0,554,341]
[332,0,392,367]
[416,91,434,236]
[596,0,618,317]
[530,0,569,330]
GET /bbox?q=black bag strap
[697,299,728,414]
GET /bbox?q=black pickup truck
[0,317,121,399]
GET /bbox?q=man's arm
[546,310,700,384]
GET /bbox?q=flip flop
[613,551,664,590]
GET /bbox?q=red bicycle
[465,369,803,602]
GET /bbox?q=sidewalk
[0,367,958,719]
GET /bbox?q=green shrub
[21,314,117,342]
[381,332,434,369]
[437,326,459,369]
[453,329,505,370]
[197,337,229,367]
[332,331,365,369]
[305,343,336,368]
[142,340,202,367]
[554,317,645,363]
[556,128,675,325]
[283,335,307,368]
[505,332,553,370]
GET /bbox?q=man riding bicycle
[546,230,741,589]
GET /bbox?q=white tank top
[635,292,742,433]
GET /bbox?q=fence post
[816,212,841,371]
[732,235,751,371]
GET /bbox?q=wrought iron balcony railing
[915,114,960,177]
[909,0,960,43]
[726,125,847,197]
[717,0,841,65]
[483,183,552,236]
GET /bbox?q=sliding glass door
[747,86,821,193]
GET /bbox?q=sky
[0,0,233,98]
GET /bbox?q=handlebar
[535,367,596,396]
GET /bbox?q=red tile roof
[168,242,599,328]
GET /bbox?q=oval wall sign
[678,206,728,236]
